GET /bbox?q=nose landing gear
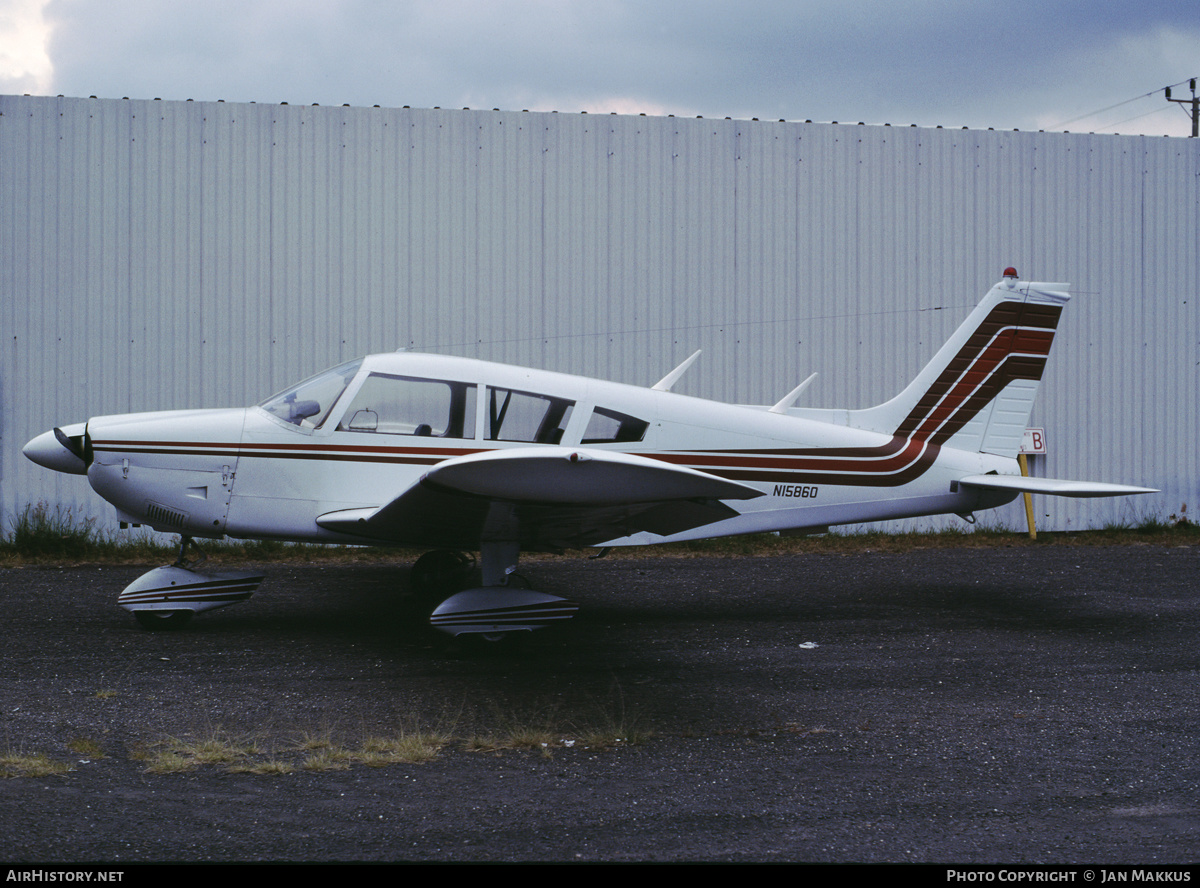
[119,535,265,630]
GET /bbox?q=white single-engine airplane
[25,270,1154,637]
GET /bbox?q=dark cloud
[41,0,1200,134]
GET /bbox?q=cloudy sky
[3,0,1198,136]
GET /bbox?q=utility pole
[1165,79,1199,137]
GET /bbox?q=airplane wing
[316,447,764,550]
[958,474,1158,498]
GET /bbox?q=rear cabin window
[486,388,574,444]
[338,374,477,438]
[582,407,649,444]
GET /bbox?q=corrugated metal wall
[2,95,1196,533]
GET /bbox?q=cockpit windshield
[259,358,363,428]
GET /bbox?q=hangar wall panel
[2,95,1196,534]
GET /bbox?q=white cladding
[2,95,1195,533]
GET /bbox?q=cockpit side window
[259,359,363,429]
[486,388,574,444]
[582,407,649,444]
[338,374,477,438]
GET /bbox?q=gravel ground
[0,544,1197,862]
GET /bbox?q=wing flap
[959,474,1157,498]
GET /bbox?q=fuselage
[28,351,1017,548]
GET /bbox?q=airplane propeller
[54,426,93,467]
[23,424,91,475]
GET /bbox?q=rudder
[846,273,1070,458]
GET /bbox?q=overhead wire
[1092,105,1176,132]
[1046,78,1195,131]
[413,302,974,352]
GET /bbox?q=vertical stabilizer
[845,274,1070,457]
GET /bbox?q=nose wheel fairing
[118,565,264,621]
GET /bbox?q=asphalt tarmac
[0,544,1197,862]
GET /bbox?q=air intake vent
[145,502,187,529]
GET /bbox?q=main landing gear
[410,549,476,600]
[118,535,575,639]
[118,535,265,631]
[418,542,578,641]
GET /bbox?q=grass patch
[358,729,450,765]
[2,501,1196,568]
[67,737,105,758]
[125,710,646,772]
[0,501,424,566]
[0,503,174,565]
[228,759,294,775]
[288,727,364,769]
[301,748,353,771]
[573,699,652,751]
[173,734,260,765]
[465,727,560,758]
[136,727,263,773]
[10,710,651,779]
[5,503,111,562]
[139,751,194,775]
[462,703,568,757]
[0,751,72,778]
[461,692,649,757]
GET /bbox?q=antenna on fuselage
[652,350,701,391]
[769,373,818,414]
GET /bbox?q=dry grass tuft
[135,727,263,773]
[228,759,294,775]
[3,500,1196,569]
[460,696,649,757]
[290,729,342,753]
[169,729,261,765]
[358,729,449,765]
[301,748,352,771]
[0,751,72,778]
[67,737,105,758]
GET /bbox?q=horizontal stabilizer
[958,475,1157,498]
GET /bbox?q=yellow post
[1018,453,1036,540]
